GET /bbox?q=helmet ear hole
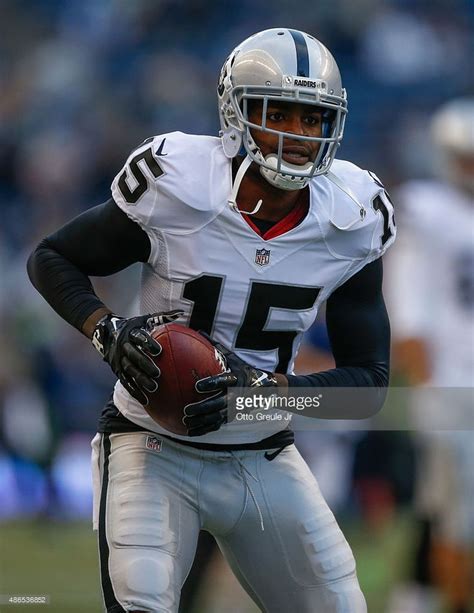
[221,127,243,158]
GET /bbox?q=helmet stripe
[288,29,309,77]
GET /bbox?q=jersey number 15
[183,275,321,373]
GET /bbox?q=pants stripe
[98,433,126,613]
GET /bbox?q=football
[144,323,227,435]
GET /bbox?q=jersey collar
[242,192,310,241]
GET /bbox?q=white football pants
[91,431,367,613]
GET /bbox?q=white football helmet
[431,97,474,194]
[218,28,347,192]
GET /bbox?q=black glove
[183,338,278,437]
[92,310,183,405]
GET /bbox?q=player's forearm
[276,364,389,388]
[274,363,388,418]
[286,361,389,388]
[27,238,109,334]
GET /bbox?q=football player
[385,98,474,613]
[28,29,395,613]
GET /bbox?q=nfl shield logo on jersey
[255,248,271,266]
[145,435,162,452]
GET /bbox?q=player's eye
[267,111,285,122]
[303,115,322,126]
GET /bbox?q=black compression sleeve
[286,258,390,414]
[27,199,150,331]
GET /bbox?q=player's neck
[233,159,306,222]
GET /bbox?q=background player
[385,98,474,613]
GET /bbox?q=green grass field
[0,517,456,612]
[0,521,102,612]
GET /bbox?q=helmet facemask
[235,88,346,190]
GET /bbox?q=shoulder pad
[111,132,230,234]
[320,160,396,260]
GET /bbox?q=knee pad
[110,552,174,612]
[297,507,356,585]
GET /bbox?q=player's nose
[283,114,303,134]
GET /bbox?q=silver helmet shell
[218,28,347,190]
[431,97,474,194]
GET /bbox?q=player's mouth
[281,146,312,165]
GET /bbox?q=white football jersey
[385,179,474,386]
[110,132,395,443]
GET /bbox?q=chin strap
[259,153,311,191]
[228,154,263,216]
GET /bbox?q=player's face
[248,101,323,166]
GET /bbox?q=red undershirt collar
[242,194,310,240]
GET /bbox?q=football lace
[214,348,228,373]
